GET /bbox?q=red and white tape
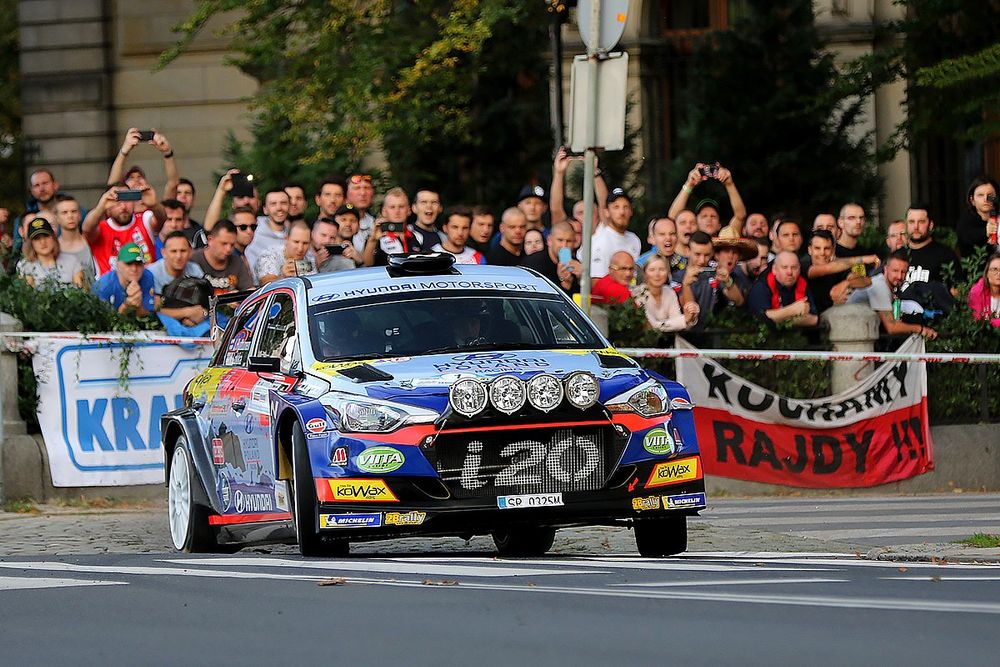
[1,331,213,346]
[619,347,1000,365]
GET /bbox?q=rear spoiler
[209,289,256,347]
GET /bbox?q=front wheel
[492,527,556,556]
[634,514,687,557]
[168,438,218,553]
[289,421,349,557]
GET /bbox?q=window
[216,299,264,367]
[255,293,300,374]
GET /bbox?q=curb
[862,547,1000,565]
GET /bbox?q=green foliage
[163,0,554,213]
[670,0,882,221]
[953,533,1000,548]
[0,0,23,212]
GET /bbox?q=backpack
[161,274,212,310]
[899,280,954,323]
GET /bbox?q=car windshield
[308,294,604,361]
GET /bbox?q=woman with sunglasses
[16,217,85,289]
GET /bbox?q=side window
[218,299,264,367]
[256,294,298,373]
[541,304,584,344]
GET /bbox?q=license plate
[497,493,564,509]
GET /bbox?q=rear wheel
[168,438,218,553]
[289,421,349,557]
[634,514,687,557]
[492,527,556,556]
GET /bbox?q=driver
[447,300,490,346]
[318,309,364,358]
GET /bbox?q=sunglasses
[349,174,373,184]
[236,224,258,232]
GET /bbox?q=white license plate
[497,493,564,509]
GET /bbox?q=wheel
[634,514,687,557]
[289,421,349,557]
[492,527,556,556]
[168,438,219,553]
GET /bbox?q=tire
[492,527,556,557]
[168,438,219,553]
[289,421,349,557]
[634,514,688,557]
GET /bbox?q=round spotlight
[527,374,564,412]
[449,379,488,417]
[564,372,599,410]
[489,375,526,414]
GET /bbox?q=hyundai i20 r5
[162,254,706,557]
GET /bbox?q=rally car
[162,253,706,557]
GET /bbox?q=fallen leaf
[930,575,941,582]
[898,567,908,573]
[421,579,458,586]
[318,577,346,586]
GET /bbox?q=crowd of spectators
[1,128,998,346]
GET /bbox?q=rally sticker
[645,456,701,488]
[384,511,427,526]
[631,495,661,512]
[331,446,349,466]
[305,418,326,434]
[642,427,675,456]
[319,513,383,529]
[211,438,225,465]
[319,479,399,502]
[357,446,405,474]
[497,493,563,509]
[663,492,707,509]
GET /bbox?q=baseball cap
[517,184,546,203]
[695,198,719,214]
[334,203,360,220]
[117,242,145,265]
[606,187,631,205]
[26,217,55,240]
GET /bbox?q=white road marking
[0,561,327,582]
[704,500,1000,515]
[410,556,837,572]
[613,578,847,588]
[793,526,1000,540]
[703,514,1000,527]
[0,576,126,591]
[708,495,1000,507]
[889,576,1000,582]
[166,557,598,578]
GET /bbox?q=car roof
[303,264,562,304]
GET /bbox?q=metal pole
[579,0,602,316]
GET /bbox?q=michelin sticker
[663,492,707,509]
[319,513,383,529]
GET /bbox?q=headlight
[564,371,599,409]
[489,375,526,414]
[527,374,563,412]
[449,379,488,417]
[323,393,436,433]
[606,380,670,418]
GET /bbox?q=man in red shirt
[592,251,635,304]
[82,183,166,276]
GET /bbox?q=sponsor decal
[460,433,601,491]
[433,355,550,374]
[642,427,675,456]
[331,446,349,467]
[672,427,684,451]
[219,476,232,510]
[319,513,383,529]
[212,438,225,465]
[646,456,701,488]
[631,495,661,512]
[209,403,229,416]
[309,280,544,305]
[663,492,707,509]
[305,418,326,434]
[497,492,563,509]
[669,396,693,411]
[356,446,405,474]
[323,479,399,502]
[274,481,289,511]
[244,414,254,434]
[234,489,274,513]
[384,511,427,526]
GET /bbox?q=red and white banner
[675,335,933,488]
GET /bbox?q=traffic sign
[568,52,628,152]
[576,0,629,53]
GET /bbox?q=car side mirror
[247,356,281,373]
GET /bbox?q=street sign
[568,52,628,153]
[576,0,629,53]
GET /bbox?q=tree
[668,0,882,222]
[162,0,553,211]
[0,0,23,212]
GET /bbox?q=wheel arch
[161,410,216,511]
[269,393,328,482]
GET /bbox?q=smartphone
[700,163,718,179]
[700,267,717,279]
[850,262,867,278]
[117,189,143,201]
[230,172,254,197]
[382,221,405,234]
[325,244,345,256]
[293,259,311,276]
[137,130,155,142]
[558,247,572,265]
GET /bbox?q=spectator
[591,250,635,304]
[632,255,699,332]
[711,228,756,304]
[244,188,290,272]
[956,176,1000,259]
[0,208,12,266]
[674,209,697,260]
[469,205,495,253]
[431,207,486,264]
[743,212,769,239]
[284,182,308,222]
[330,204,365,268]
[772,219,804,255]
[486,207,528,266]
[345,173,376,252]
[175,178,200,228]
[668,162,747,237]
[516,184,547,232]
[523,221,581,295]
[53,194,95,285]
[812,213,838,237]
[524,229,545,255]
[149,232,210,336]
[92,243,155,316]
[191,220,254,294]
[147,230,205,295]
[410,189,443,251]
[590,188,641,279]
[231,207,258,260]
[549,146,608,231]
[747,251,819,328]
[835,202,875,257]
[311,218,354,273]
[16,218,84,289]
[801,230,878,313]
[746,236,771,281]
[203,169,251,234]
[257,220,316,285]
[637,216,686,273]
[27,169,61,231]
[107,128,179,206]
[848,250,938,339]
[155,199,188,259]
[676,231,741,331]
[314,177,346,224]
[886,219,907,254]
[903,204,963,290]
[967,252,1000,327]
[82,183,166,276]
[365,187,418,266]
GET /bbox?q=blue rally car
[162,254,706,557]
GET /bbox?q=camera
[700,267,717,279]
[988,193,997,217]
[325,244,346,256]
[381,221,405,234]
[137,130,155,142]
[700,163,719,179]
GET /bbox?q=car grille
[432,426,623,499]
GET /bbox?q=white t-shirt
[431,243,485,265]
[146,259,205,295]
[589,224,641,278]
[244,222,286,273]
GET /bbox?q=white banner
[32,339,213,487]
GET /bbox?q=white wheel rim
[168,444,192,550]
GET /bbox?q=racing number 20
[460,430,601,489]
